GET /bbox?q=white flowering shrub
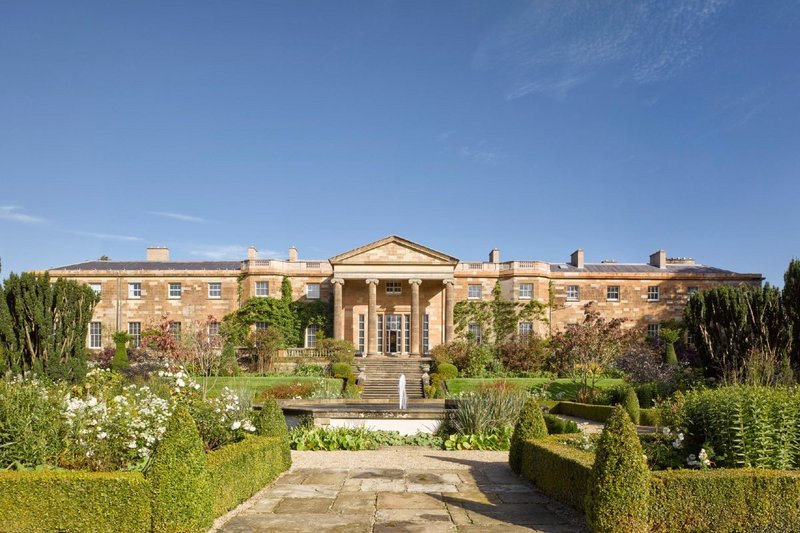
[189,387,256,450]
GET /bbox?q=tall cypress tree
[784,259,800,368]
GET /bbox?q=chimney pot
[489,248,500,264]
[288,246,298,262]
[570,249,585,269]
[650,249,667,269]
[146,247,169,262]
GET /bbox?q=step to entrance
[353,357,431,400]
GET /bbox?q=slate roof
[549,263,738,275]
[50,261,242,271]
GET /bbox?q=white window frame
[648,286,660,302]
[519,283,533,300]
[519,321,533,337]
[306,283,320,300]
[468,323,482,344]
[255,321,268,331]
[468,284,482,300]
[647,323,661,339]
[128,282,141,299]
[255,281,269,297]
[208,321,220,337]
[305,324,320,348]
[89,283,102,296]
[385,281,402,295]
[607,286,620,301]
[168,321,181,341]
[89,321,102,349]
[566,285,580,302]
[128,322,141,348]
[168,283,182,299]
[208,282,222,299]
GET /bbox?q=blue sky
[1,1,798,285]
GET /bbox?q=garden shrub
[543,413,579,434]
[254,397,292,466]
[207,436,291,517]
[111,331,131,371]
[294,363,325,376]
[0,378,63,468]
[520,435,594,511]
[0,470,150,533]
[319,338,356,364]
[623,386,641,425]
[448,385,527,435]
[147,406,213,533]
[550,401,616,422]
[509,397,548,474]
[256,381,316,400]
[585,406,650,533]
[639,408,662,427]
[682,386,800,469]
[435,362,458,380]
[330,362,354,380]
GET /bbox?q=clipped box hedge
[520,435,594,512]
[0,470,151,533]
[207,435,292,517]
[521,435,800,532]
[550,402,661,426]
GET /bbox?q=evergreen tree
[784,259,800,367]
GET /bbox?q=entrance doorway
[385,314,401,353]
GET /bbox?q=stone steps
[354,358,431,400]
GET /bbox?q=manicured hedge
[550,402,661,426]
[543,413,579,434]
[650,468,800,533]
[0,470,151,533]
[207,435,292,517]
[550,401,616,422]
[520,435,594,512]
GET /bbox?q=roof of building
[50,261,242,271]
[549,263,739,275]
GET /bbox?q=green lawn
[198,376,342,400]
[445,377,624,400]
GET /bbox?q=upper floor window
[128,322,141,348]
[647,323,661,339]
[89,322,102,348]
[89,283,102,296]
[306,324,320,348]
[468,323,482,344]
[607,286,620,301]
[168,283,182,299]
[566,285,580,301]
[255,321,268,331]
[306,283,320,300]
[128,282,141,299]
[208,282,222,299]
[468,284,482,300]
[519,321,533,337]
[386,281,402,295]
[519,283,533,299]
[647,286,660,302]
[255,281,269,297]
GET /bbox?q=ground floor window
[306,324,320,348]
[128,322,141,348]
[519,321,532,337]
[468,323,482,345]
[89,322,102,348]
[168,322,181,342]
[377,315,383,354]
[423,314,429,354]
[358,314,365,354]
[647,323,661,339]
[404,314,410,353]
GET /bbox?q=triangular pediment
[329,236,459,265]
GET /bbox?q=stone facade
[44,236,762,352]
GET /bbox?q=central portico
[328,236,458,356]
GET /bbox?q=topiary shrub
[111,331,131,372]
[509,397,548,474]
[147,406,213,533]
[436,362,458,380]
[254,397,292,467]
[585,406,650,533]
[623,387,640,425]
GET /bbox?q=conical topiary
[509,397,548,474]
[623,386,641,425]
[585,406,650,533]
[254,397,292,466]
[147,406,213,533]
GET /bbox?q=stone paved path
[214,447,586,533]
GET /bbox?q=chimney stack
[247,246,258,260]
[650,249,667,269]
[146,247,169,261]
[288,246,298,262]
[489,248,500,264]
[570,249,584,269]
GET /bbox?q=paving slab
[213,447,586,533]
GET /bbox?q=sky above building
[1,1,798,285]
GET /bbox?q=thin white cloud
[0,205,45,224]
[189,245,283,260]
[460,142,498,164]
[67,230,143,242]
[150,211,206,223]
[474,0,730,100]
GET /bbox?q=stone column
[409,279,422,356]
[366,279,379,355]
[443,279,455,343]
[331,278,345,340]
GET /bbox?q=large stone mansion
[45,235,762,355]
